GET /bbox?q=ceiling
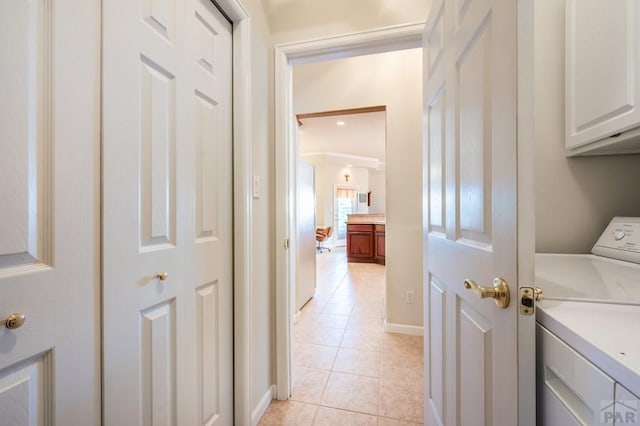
[298,110,386,167]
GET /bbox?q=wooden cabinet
[374,225,385,265]
[346,223,385,265]
[565,0,640,155]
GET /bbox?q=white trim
[383,321,425,336]
[251,384,276,426]
[274,43,295,401]
[516,0,537,423]
[279,22,426,65]
[274,22,425,401]
[215,0,253,424]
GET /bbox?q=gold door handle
[464,278,510,308]
[155,272,168,281]
[3,313,26,330]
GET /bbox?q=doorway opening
[274,23,425,402]
[334,185,359,246]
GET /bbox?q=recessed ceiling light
[336,121,345,126]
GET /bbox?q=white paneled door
[423,0,534,424]
[103,0,233,424]
[0,0,101,424]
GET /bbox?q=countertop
[537,300,640,397]
[346,214,385,225]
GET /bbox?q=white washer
[535,217,640,413]
[535,216,640,305]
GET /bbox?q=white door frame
[274,22,425,400]
[213,0,253,424]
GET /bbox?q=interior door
[103,0,233,424]
[423,0,533,424]
[296,160,317,311]
[185,2,234,424]
[0,0,101,424]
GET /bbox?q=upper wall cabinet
[566,0,640,156]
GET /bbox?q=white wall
[368,170,386,214]
[294,49,424,327]
[313,164,369,231]
[242,0,276,416]
[534,0,640,253]
[263,0,429,45]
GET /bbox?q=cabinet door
[374,226,385,264]
[347,225,374,260]
[566,0,640,151]
[614,384,640,425]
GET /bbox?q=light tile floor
[258,247,424,425]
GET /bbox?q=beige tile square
[382,333,424,356]
[333,348,381,377]
[347,316,383,333]
[377,417,423,425]
[313,407,377,426]
[380,334,424,379]
[321,372,379,415]
[291,367,330,404]
[341,330,382,352]
[298,313,349,330]
[294,342,338,370]
[257,400,317,426]
[321,303,354,316]
[379,363,424,393]
[295,326,344,347]
[328,294,356,305]
[315,313,349,330]
[379,378,424,424]
[351,302,383,318]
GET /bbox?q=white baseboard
[383,320,424,336]
[251,384,276,426]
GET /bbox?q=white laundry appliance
[535,217,640,425]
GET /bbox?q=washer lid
[535,253,640,305]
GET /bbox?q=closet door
[0,0,101,424]
[184,2,234,425]
[102,0,233,423]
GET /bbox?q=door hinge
[284,238,290,250]
[519,287,543,316]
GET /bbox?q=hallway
[258,248,424,425]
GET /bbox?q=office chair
[315,226,333,253]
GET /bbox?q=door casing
[273,23,425,400]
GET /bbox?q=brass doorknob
[3,313,26,330]
[155,272,168,281]
[464,278,510,308]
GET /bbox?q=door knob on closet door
[3,313,26,329]
[463,278,510,308]
[155,272,168,281]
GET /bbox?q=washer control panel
[592,217,640,264]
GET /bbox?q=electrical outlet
[405,290,415,304]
